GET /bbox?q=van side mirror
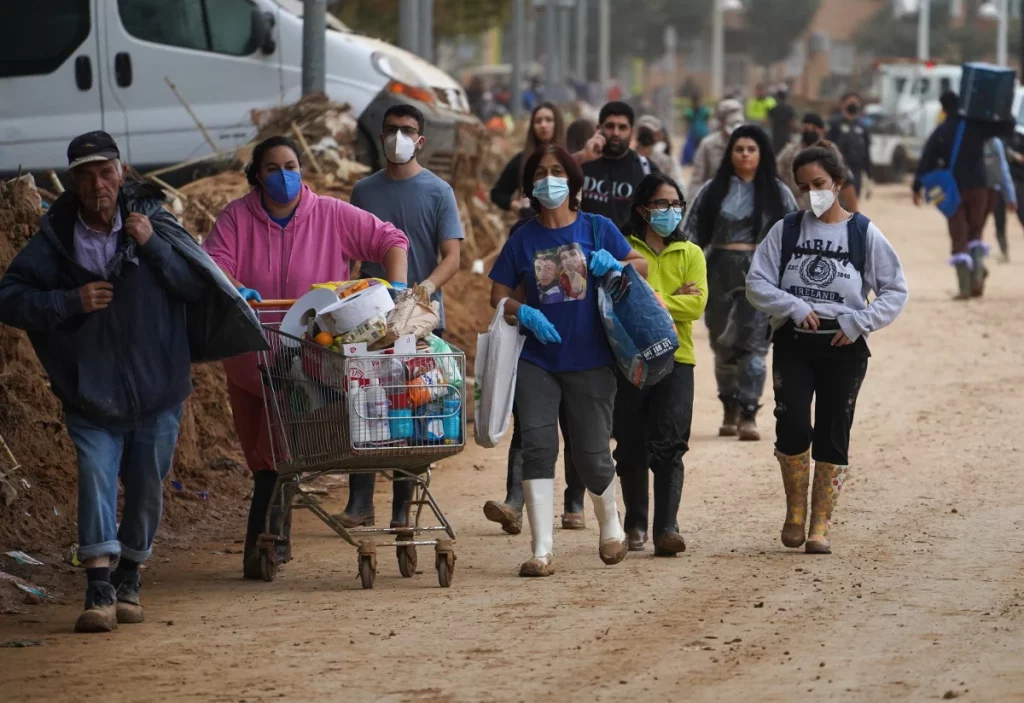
[249,10,277,56]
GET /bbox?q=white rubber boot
[520,479,555,577]
[588,479,627,565]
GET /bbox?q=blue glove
[516,305,562,344]
[589,249,623,277]
[237,286,262,302]
[390,281,408,291]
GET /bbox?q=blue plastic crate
[960,62,1016,123]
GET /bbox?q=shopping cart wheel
[259,548,278,582]
[358,540,377,590]
[397,545,417,578]
[435,539,455,589]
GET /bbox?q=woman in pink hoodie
[203,136,409,579]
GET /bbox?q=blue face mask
[648,207,683,237]
[533,176,570,210]
[263,169,302,204]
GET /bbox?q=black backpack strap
[778,211,805,280]
[847,212,870,273]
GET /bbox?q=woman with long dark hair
[747,142,907,554]
[613,173,707,554]
[490,102,566,218]
[683,125,798,441]
[204,135,409,578]
[489,145,647,576]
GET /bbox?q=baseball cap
[636,115,664,133]
[717,98,743,119]
[67,131,121,170]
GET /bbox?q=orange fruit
[314,331,334,347]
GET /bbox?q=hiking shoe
[74,582,117,633]
[112,568,144,624]
[519,555,554,577]
[561,512,586,530]
[653,532,687,556]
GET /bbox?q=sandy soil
[2,185,1023,703]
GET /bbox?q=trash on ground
[4,551,43,566]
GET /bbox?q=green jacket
[628,234,708,366]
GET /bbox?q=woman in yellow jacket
[613,173,708,554]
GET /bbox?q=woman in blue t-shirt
[490,145,648,577]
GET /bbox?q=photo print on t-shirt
[534,243,587,304]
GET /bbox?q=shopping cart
[251,301,464,589]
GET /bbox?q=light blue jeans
[65,404,184,563]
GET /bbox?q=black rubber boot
[337,473,376,528]
[719,396,740,437]
[618,468,649,551]
[270,481,292,565]
[652,468,686,556]
[562,450,587,529]
[954,263,972,300]
[970,246,987,297]
[391,478,415,530]
[243,471,278,579]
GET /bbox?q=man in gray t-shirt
[339,104,464,530]
[351,107,463,332]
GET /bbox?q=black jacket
[0,182,266,430]
[912,117,988,193]
[827,117,872,174]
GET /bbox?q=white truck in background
[1,0,476,179]
[866,62,962,183]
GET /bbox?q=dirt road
[2,186,1023,702]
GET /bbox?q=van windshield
[272,0,350,32]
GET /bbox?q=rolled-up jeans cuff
[77,540,121,562]
[119,543,152,563]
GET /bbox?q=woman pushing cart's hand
[202,135,408,580]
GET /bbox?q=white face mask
[385,132,420,164]
[809,187,837,218]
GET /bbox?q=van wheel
[355,127,380,172]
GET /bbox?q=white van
[1,0,474,178]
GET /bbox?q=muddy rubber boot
[776,450,811,548]
[335,473,376,528]
[589,480,627,565]
[738,406,761,442]
[719,398,740,437]
[970,245,988,297]
[561,451,587,530]
[954,262,973,300]
[520,479,555,577]
[243,471,278,579]
[652,468,686,556]
[618,469,649,551]
[483,447,524,535]
[74,581,118,633]
[806,462,850,554]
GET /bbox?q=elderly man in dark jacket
[0,132,263,633]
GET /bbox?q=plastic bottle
[348,381,369,446]
[365,378,392,442]
[408,367,447,407]
[443,397,462,443]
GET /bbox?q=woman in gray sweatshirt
[746,142,908,555]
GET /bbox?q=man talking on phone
[578,101,660,233]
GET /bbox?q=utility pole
[558,2,571,90]
[576,0,588,83]
[302,0,326,95]
[512,0,525,116]
[399,0,419,57]
[917,0,930,62]
[997,0,1009,66]
[420,0,434,63]
[598,0,610,92]
[711,0,724,98]
[545,0,558,94]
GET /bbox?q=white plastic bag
[474,299,526,448]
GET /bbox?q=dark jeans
[514,361,616,493]
[993,185,1024,257]
[705,250,770,411]
[771,326,870,465]
[612,363,694,535]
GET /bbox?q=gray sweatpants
[514,360,617,494]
